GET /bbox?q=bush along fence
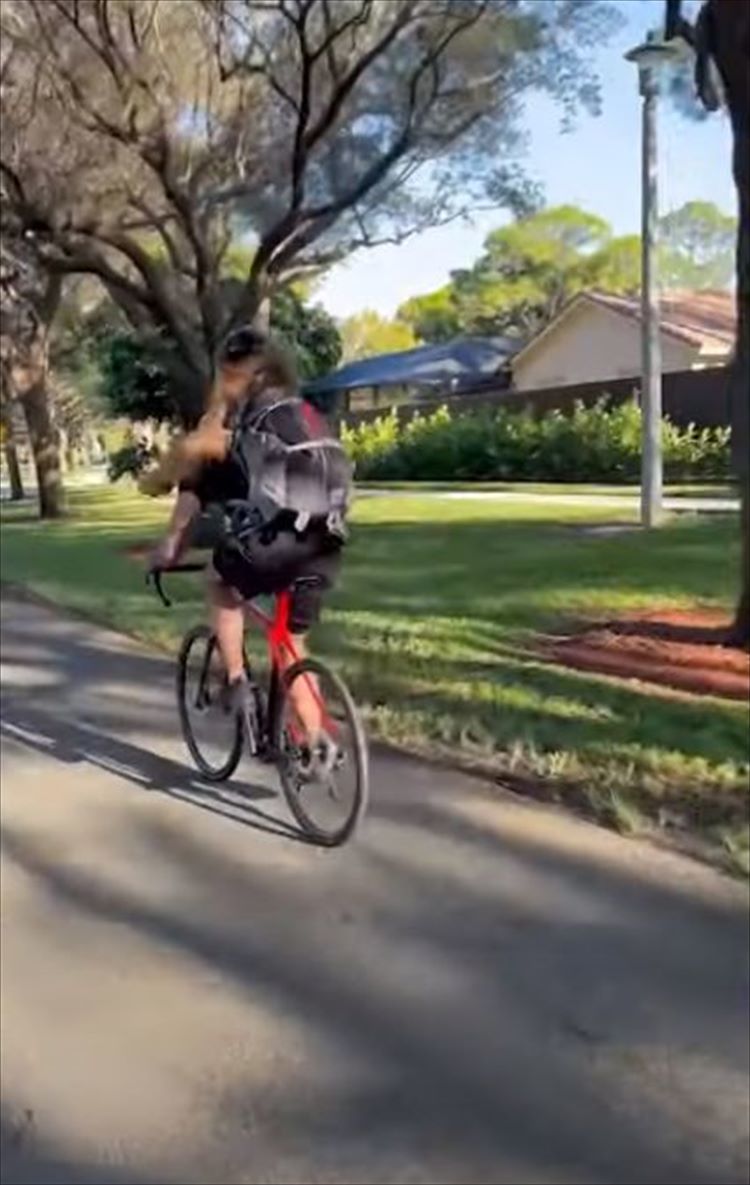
[341,400,731,484]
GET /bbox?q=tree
[99,331,176,425]
[586,234,642,294]
[452,205,615,336]
[340,310,418,361]
[659,199,736,288]
[96,284,341,424]
[400,205,642,342]
[48,279,129,465]
[665,0,750,648]
[0,380,25,501]
[395,288,459,344]
[0,233,64,517]
[399,200,735,345]
[1,0,620,423]
[270,288,342,379]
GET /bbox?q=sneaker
[227,675,253,714]
[298,732,340,783]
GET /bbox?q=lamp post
[625,37,679,529]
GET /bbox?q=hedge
[341,400,731,484]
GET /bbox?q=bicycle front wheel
[273,658,369,846]
[177,625,243,782]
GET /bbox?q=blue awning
[305,336,520,396]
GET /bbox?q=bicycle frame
[149,567,335,743]
[156,564,368,842]
[245,590,301,673]
[245,590,335,744]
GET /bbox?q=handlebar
[146,562,206,608]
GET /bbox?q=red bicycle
[150,564,369,846]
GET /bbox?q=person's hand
[148,534,181,573]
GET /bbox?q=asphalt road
[1,594,748,1185]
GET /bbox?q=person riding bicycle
[148,325,351,753]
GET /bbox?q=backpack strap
[243,397,301,433]
[284,438,342,453]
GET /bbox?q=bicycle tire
[273,657,369,846]
[177,625,243,782]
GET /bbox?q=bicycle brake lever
[146,569,172,608]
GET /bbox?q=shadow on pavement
[0,700,311,847]
[2,593,749,1184]
[2,815,748,1185]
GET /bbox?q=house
[511,290,736,391]
[305,336,518,414]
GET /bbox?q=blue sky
[316,0,735,320]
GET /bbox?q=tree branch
[664,0,695,47]
[139,133,218,352]
[301,0,418,156]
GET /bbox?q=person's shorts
[213,527,341,634]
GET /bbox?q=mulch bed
[543,609,750,702]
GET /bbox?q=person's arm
[150,489,201,569]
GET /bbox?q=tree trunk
[2,270,64,518]
[13,338,65,519]
[728,113,749,646]
[729,482,750,648]
[21,382,65,518]
[58,426,69,475]
[1,403,25,500]
[4,440,25,501]
[707,0,750,648]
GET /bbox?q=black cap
[219,325,266,364]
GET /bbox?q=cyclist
[147,326,350,756]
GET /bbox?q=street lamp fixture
[624,36,680,529]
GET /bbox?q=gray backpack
[228,396,352,543]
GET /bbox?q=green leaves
[339,311,418,361]
[400,205,642,343]
[399,200,737,345]
[396,289,459,346]
[270,288,342,382]
[343,401,731,484]
[658,201,737,290]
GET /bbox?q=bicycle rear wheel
[273,657,369,846]
[177,625,243,781]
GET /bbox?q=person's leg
[282,547,341,741]
[279,632,324,739]
[207,565,246,683]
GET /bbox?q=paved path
[1,595,748,1185]
[358,490,739,514]
[2,476,738,515]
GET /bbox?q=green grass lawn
[2,485,747,871]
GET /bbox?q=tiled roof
[590,290,736,349]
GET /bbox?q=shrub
[343,400,731,484]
